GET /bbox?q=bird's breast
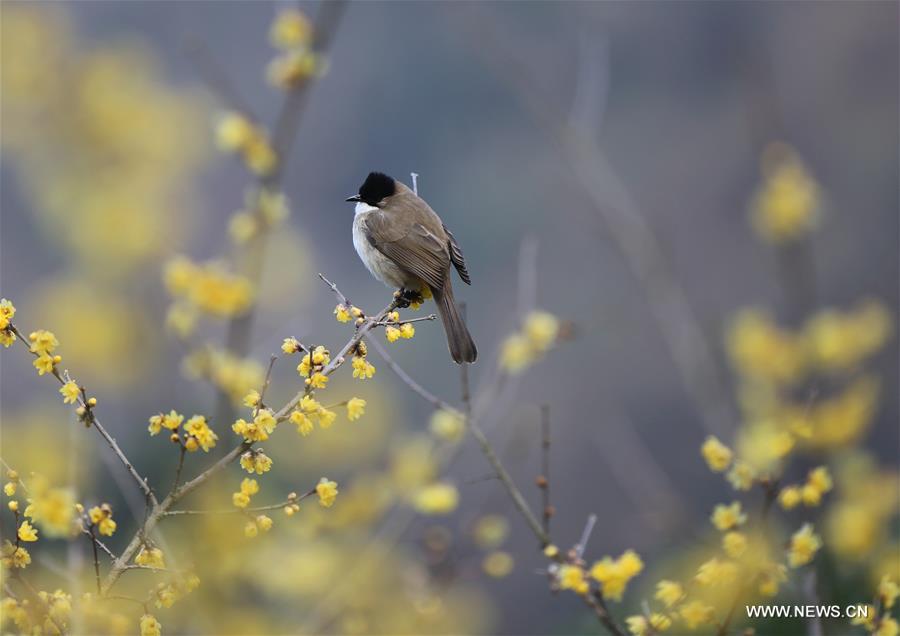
[352,212,410,288]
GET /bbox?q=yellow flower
[282,337,302,354]
[0,330,16,347]
[473,515,509,549]
[33,353,55,376]
[751,143,820,244]
[779,485,802,509]
[317,407,337,428]
[880,576,899,610]
[240,478,259,496]
[28,329,59,355]
[558,565,588,594]
[758,562,788,596]
[215,111,253,152]
[22,477,74,537]
[543,544,559,558]
[88,505,117,536]
[256,514,274,532]
[59,381,80,404]
[243,135,277,176]
[429,409,465,442]
[802,466,833,506]
[788,523,822,567]
[244,520,259,538]
[679,601,714,629]
[17,520,38,542]
[399,323,415,339]
[351,356,375,379]
[385,325,401,342]
[305,372,328,389]
[655,580,684,608]
[727,309,804,385]
[3,482,15,497]
[269,7,313,50]
[232,492,250,508]
[701,436,733,472]
[722,531,748,558]
[0,298,15,330]
[184,415,218,452]
[626,614,671,636]
[346,397,366,421]
[413,482,459,515]
[726,461,756,490]
[694,558,738,585]
[228,211,258,244]
[482,551,514,578]
[523,311,559,351]
[148,410,183,436]
[135,546,165,569]
[2,542,31,569]
[140,613,162,636]
[876,618,899,636]
[334,304,351,323]
[711,502,746,531]
[240,450,273,475]
[254,410,277,434]
[291,410,314,436]
[316,478,339,507]
[589,550,644,601]
[243,390,261,408]
[499,333,534,373]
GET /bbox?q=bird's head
[346,172,396,207]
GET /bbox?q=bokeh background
[1,2,897,635]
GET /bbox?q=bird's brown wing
[443,224,471,285]
[363,211,450,293]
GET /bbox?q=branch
[9,325,157,506]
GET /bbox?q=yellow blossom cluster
[245,513,274,538]
[474,514,513,578]
[787,523,822,568]
[750,143,820,244]
[710,501,747,531]
[233,409,278,443]
[150,572,199,609]
[28,329,61,376]
[0,298,16,347]
[1,6,209,272]
[88,503,117,536]
[316,478,339,507]
[228,188,290,245]
[266,8,324,89]
[429,409,465,443]
[297,345,331,388]
[351,349,376,380]
[589,550,644,601]
[232,478,260,508]
[21,475,76,538]
[140,613,162,636]
[148,410,217,452]
[2,589,72,634]
[778,466,832,509]
[499,311,560,374]
[383,311,416,343]
[182,345,265,405]
[413,481,459,515]
[240,449,274,475]
[165,256,254,320]
[214,111,277,176]
[290,395,337,436]
[135,545,166,569]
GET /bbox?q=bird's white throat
[354,201,379,216]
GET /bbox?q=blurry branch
[217,0,348,423]
[8,326,157,507]
[451,4,735,438]
[538,404,552,536]
[165,487,316,516]
[575,513,598,560]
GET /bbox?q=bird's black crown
[357,172,396,205]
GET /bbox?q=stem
[88,528,101,594]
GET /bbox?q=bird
[346,172,477,364]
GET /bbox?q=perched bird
[346,172,477,363]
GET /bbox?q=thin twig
[165,489,315,516]
[539,404,552,536]
[9,325,157,506]
[575,514,598,560]
[88,528,102,594]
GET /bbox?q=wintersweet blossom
[352,355,375,379]
[589,550,644,601]
[413,482,459,515]
[135,546,165,569]
[711,501,747,531]
[655,580,684,608]
[0,298,15,330]
[346,397,366,421]
[316,478,339,507]
[788,523,821,567]
[140,613,161,636]
[701,436,733,472]
[59,381,80,404]
[17,520,38,542]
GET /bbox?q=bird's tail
[432,278,477,364]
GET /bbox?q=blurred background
[1,2,897,635]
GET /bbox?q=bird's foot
[393,288,423,309]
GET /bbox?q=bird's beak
[345,194,361,203]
